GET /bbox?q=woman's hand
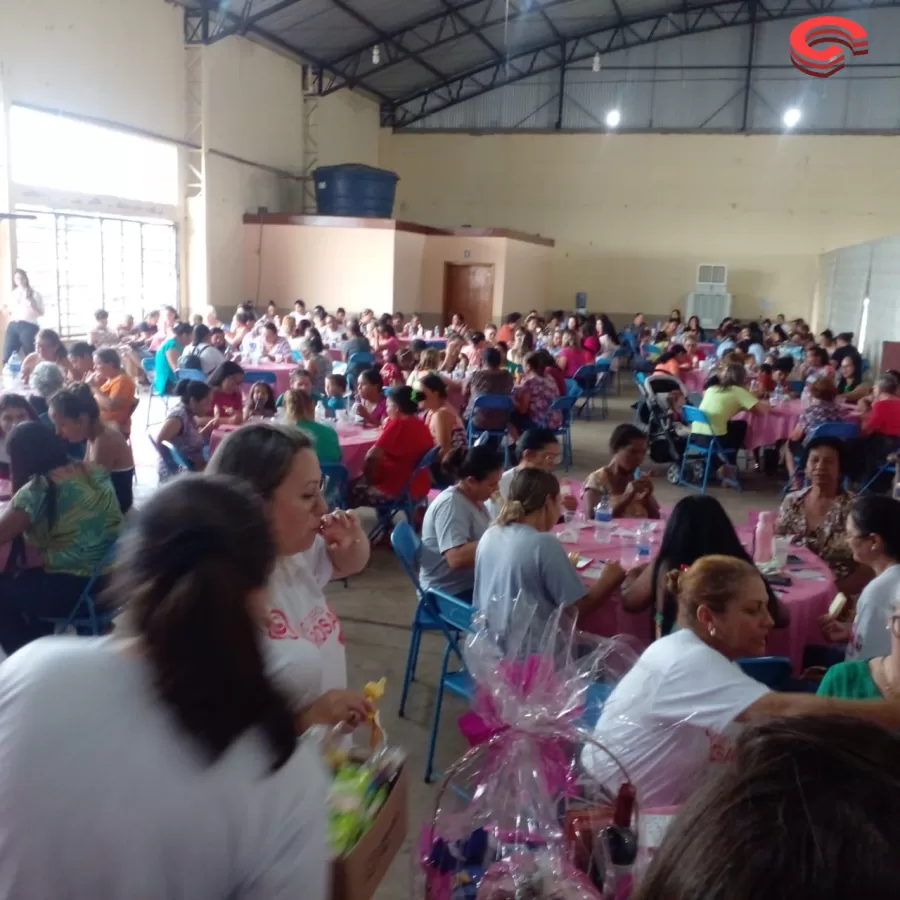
[319,509,364,551]
[632,476,654,499]
[298,690,372,733]
[820,617,852,644]
[561,493,578,512]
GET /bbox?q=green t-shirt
[296,421,343,465]
[12,464,124,576]
[817,659,883,700]
[693,385,759,436]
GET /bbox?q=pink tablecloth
[243,364,294,397]
[208,421,379,478]
[329,348,343,362]
[736,399,803,450]
[680,368,707,395]
[697,343,716,356]
[554,520,835,672]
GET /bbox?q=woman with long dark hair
[3,268,44,363]
[0,422,123,653]
[622,494,785,637]
[0,476,328,897]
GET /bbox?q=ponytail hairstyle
[174,379,211,406]
[497,467,560,526]
[665,554,760,626]
[113,475,296,770]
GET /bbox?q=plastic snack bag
[418,595,641,900]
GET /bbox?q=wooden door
[443,263,494,330]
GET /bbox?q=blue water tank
[313,164,399,218]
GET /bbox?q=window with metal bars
[14,208,177,339]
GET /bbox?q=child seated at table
[282,388,342,465]
[275,366,323,408]
[208,361,245,425]
[582,424,661,520]
[354,369,387,427]
[324,373,349,419]
[243,381,276,420]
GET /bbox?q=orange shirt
[99,372,136,436]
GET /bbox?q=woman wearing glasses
[817,496,900,698]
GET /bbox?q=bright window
[9,106,178,206]
[15,208,178,338]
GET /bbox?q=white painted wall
[0,0,185,138]
[203,37,305,312]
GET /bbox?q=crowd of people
[2,280,900,896]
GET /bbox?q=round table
[242,363,294,397]
[554,520,835,672]
[208,420,380,478]
[736,398,803,450]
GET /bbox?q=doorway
[443,263,494,330]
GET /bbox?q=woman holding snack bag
[209,423,373,732]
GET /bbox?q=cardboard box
[331,765,408,900]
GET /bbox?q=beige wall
[244,223,395,312]
[504,239,555,322]
[315,91,381,170]
[379,131,900,323]
[202,38,305,314]
[393,230,426,316]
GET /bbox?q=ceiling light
[606,108,621,128]
[782,107,801,128]
[372,45,380,65]
[592,52,601,73]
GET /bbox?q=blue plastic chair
[862,359,871,376]
[175,367,207,383]
[243,370,277,385]
[320,463,350,510]
[346,352,376,389]
[141,357,173,427]
[369,445,440,543]
[786,421,861,494]
[861,458,897,494]
[789,379,805,395]
[677,406,741,494]
[467,394,514,467]
[392,521,476,781]
[543,395,577,470]
[737,656,792,690]
[161,439,193,472]
[41,541,120,636]
[292,349,303,362]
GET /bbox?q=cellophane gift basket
[417,595,646,900]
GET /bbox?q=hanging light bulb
[372,44,381,65]
[592,52,601,73]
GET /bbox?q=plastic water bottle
[2,353,22,390]
[594,490,612,523]
[754,511,775,565]
[315,400,327,422]
[636,522,651,560]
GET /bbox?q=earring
[709,627,717,637]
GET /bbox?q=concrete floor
[133,385,784,896]
[318,387,786,899]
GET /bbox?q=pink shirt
[558,348,593,378]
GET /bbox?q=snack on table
[568,551,581,566]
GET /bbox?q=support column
[302,66,319,214]
[183,43,209,315]
[0,66,14,345]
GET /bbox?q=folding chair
[41,541,120,636]
[320,463,350,510]
[584,359,612,419]
[162,440,193,472]
[789,379,804,396]
[571,364,596,419]
[369,446,440,543]
[543,395,577,470]
[391,520,477,781]
[141,357,173,427]
[861,458,897,494]
[737,656,791,690]
[467,394,514,468]
[243,370,277,385]
[678,406,741,493]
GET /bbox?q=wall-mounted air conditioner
[686,264,730,327]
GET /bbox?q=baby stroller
[633,372,688,484]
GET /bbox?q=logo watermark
[789,16,868,77]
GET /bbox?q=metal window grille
[14,208,177,339]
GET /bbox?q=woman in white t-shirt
[0,476,329,899]
[4,268,44,363]
[584,554,900,808]
[208,422,372,731]
[819,494,900,661]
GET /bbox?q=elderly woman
[28,360,66,418]
[776,436,871,596]
[511,351,561,434]
[782,377,850,482]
